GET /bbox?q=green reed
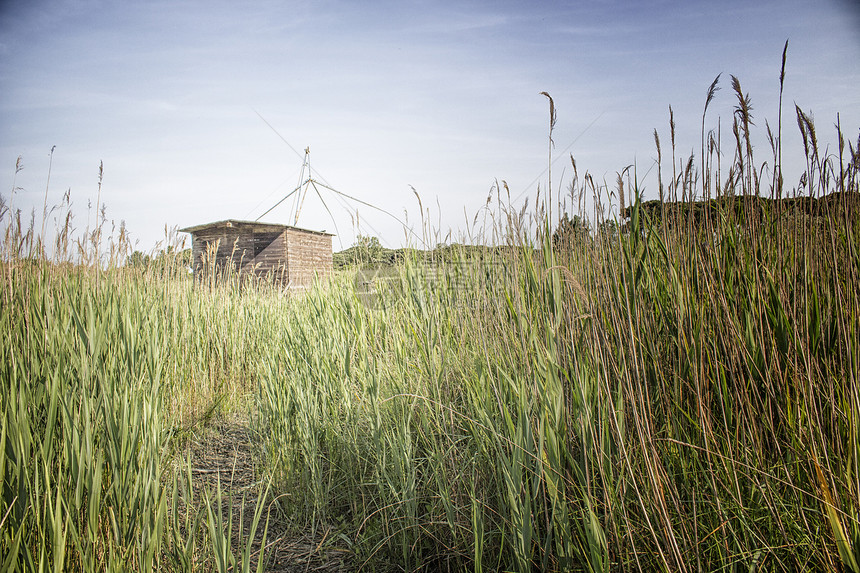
[253,77,859,571]
[2,65,858,572]
[0,238,288,570]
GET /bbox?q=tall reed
[2,63,857,572]
[254,73,859,571]
[0,211,288,571]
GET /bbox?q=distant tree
[354,235,384,265]
[126,247,191,276]
[126,250,151,269]
[333,235,387,269]
[553,213,590,249]
[596,219,619,243]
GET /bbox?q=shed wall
[284,228,333,286]
[190,229,255,274]
[188,224,331,287]
[246,231,288,282]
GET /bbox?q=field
[2,76,860,572]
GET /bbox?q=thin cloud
[1,0,858,250]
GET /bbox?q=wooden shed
[180,219,333,287]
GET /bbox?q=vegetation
[2,65,859,572]
[126,247,192,273]
[333,235,519,270]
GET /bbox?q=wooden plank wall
[247,231,288,284]
[191,229,254,275]
[190,225,331,287]
[284,228,333,287]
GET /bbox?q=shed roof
[179,219,334,236]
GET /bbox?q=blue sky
[1,0,858,253]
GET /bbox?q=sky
[1,0,859,254]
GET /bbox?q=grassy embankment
[2,69,859,571]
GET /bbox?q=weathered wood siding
[190,228,254,275]
[284,228,333,286]
[245,231,287,282]
[184,220,332,288]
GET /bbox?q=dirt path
[187,415,352,572]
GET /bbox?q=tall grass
[2,65,858,572]
[253,75,860,571]
[0,213,287,570]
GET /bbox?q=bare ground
[185,414,353,572]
